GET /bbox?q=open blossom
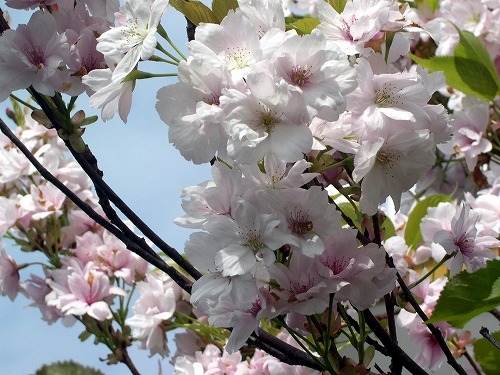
[433,204,500,275]
[97,0,169,82]
[347,56,432,140]
[316,228,396,310]
[353,130,436,215]
[0,10,69,101]
[205,199,297,276]
[221,78,313,164]
[317,0,391,55]
[46,259,126,320]
[156,58,230,164]
[438,96,492,171]
[82,54,135,122]
[272,29,357,121]
[126,273,176,357]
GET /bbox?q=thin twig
[0,117,194,294]
[480,326,500,350]
[363,309,429,375]
[27,88,202,281]
[385,255,468,375]
[489,308,500,322]
[463,349,482,375]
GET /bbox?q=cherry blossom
[433,204,500,275]
[97,0,170,82]
[126,273,176,357]
[0,10,69,101]
[0,247,21,301]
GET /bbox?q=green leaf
[170,0,219,25]
[474,331,500,375]
[410,25,500,101]
[212,0,238,23]
[404,194,451,249]
[35,360,104,375]
[327,0,348,13]
[453,26,500,91]
[78,330,92,342]
[420,0,439,12]
[427,259,500,328]
[382,216,396,240]
[8,97,25,126]
[290,17,320,35]
[338,201,362,232]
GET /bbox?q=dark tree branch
[1,115,325,371]
[363,309,429,375]
[489,308,500,322]
[0,117,195,293]
[385,255,467,375]
[27,88,202,281]
[480,326,500,350]
[0,8,9,34]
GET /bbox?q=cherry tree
[1,1,500,375]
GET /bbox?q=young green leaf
[404,194,451,249]
[170,0,219,25]
[212,0,238,23]
[290,17,320,35]
[474,331,500,375]
[427,259,500,328]
[327,0,348,13]
[410,25,500,101]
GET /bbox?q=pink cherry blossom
[433,204,500,275]
[0,247,22,301]
[353,130,436,215]
[0,10,69,101]
[126,272,176,357]
[97,0,169,82]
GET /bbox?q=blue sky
[0,3,211,374]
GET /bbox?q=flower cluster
[3,0,500,373]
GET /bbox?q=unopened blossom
[97,0,169,82]
[0,10,69,102]
[126,273,176,357]
[433,204,500,275]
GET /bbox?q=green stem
[315,156,355,174]
[157,23,187,60]
[155,42,181,63]
[149,55,179,66]
[408,253,455,290]
[9,94,38,111]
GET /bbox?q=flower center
[25,44,45,69]
[288,65,312,86]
